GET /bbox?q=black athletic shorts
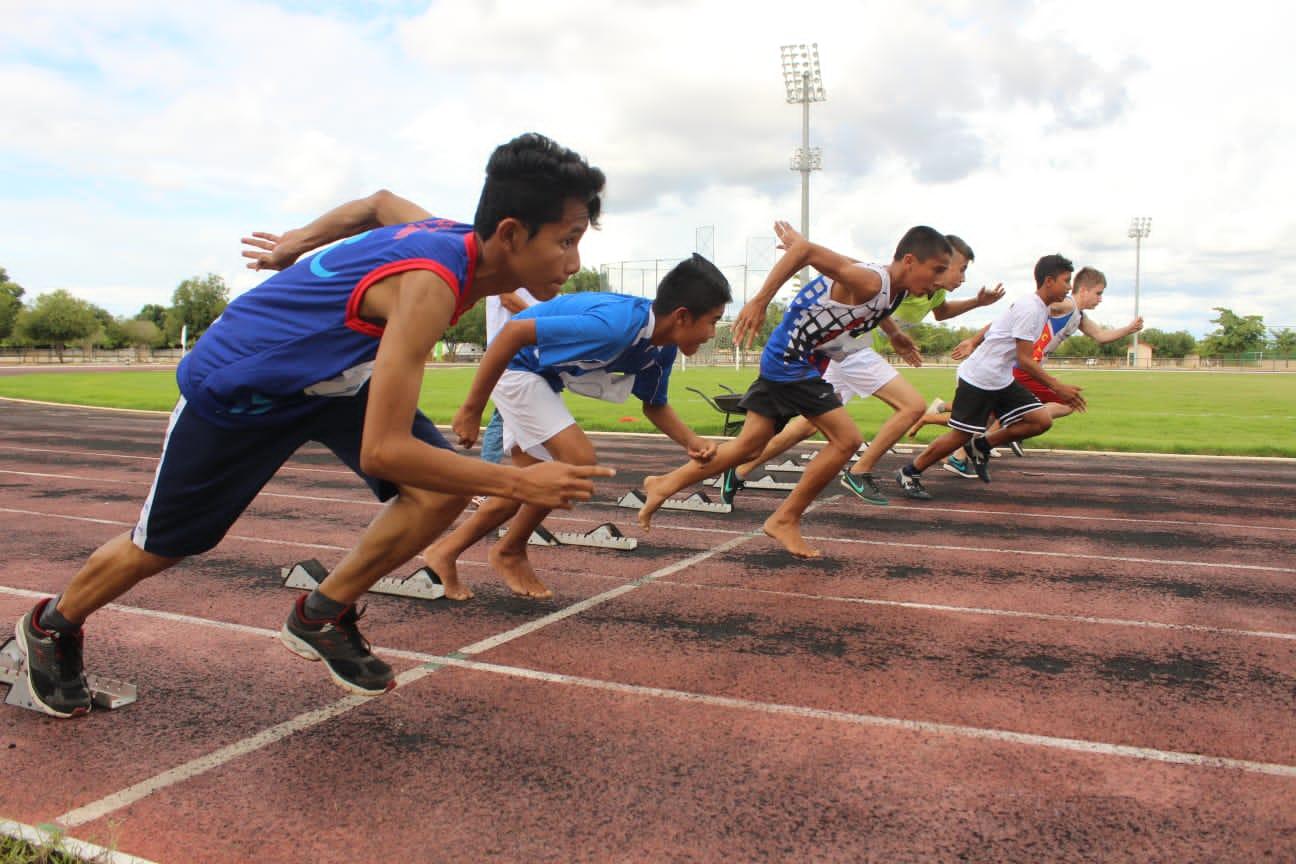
[132,385,452,557]
[739,375,843,431]
[948,376,1043,435]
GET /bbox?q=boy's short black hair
[1034,253,1074,287]
[945,234,974,262]
[1073,266,1106,290]
[653,254,732,317]
[473,133,606,239]
[894,226,953,262]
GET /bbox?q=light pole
[1127,216,1151,366]
[780,43,825,286]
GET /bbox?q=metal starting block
[498,522,638,551]
[703,474,798,492]
[281,558,446,601]
[765,459,805,473]
[616,489,732,514]
[1,638,137,712]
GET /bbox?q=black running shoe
[966,441,992,483]
[840,471,888,505]
[894,469,933,501]
[15,599,92,718]
[718,466,744,506]
[281,596,394,696]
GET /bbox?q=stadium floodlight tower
[781,43,825,285]
[1127,216,1151,366]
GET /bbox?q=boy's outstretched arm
[363,271,609,509]
[1014,339,1085,411]
[932,283,1005,320]
[1082,314,1145,344]
[642,402,717,462]
[878,317,923,367]
[951,323,991,361]
[242,190,433,271]
[451,318,540,448]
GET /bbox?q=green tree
[756,301,786,346]
[166,274,229,345]
[0,266,24,342]
[86,304,128,350]
[1200,307,1266,356]
[15,290,99,362]
[1269,328,1296,357]
[441,301,486,359]
[122,318,165,360]
[1139,328,1197,357]
[136,303,168,329]
[561,268,602,294]
[1053,333,1101,358]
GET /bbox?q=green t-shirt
[871,288,947,352]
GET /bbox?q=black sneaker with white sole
[966,441,992,483]
[894,469,933,501]
[15,599,92,718]
[281,596,394,696]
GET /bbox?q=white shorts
[493,369,576,462]
[822,348,899,405]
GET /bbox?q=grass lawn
[0,366,1292,457]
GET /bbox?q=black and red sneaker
[15,599,92,718]
[280,596,395,696]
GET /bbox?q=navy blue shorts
[132,388,451,557]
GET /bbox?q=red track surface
[2,399,1294,862]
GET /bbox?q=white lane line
[45,505,783,830]
[0,818,158,864]
[0,506,495,567]
[651,522,1296,574]
[0,444,354,476]
[9,589,1289,785]
[436,657,1296,779]
[633,581,1296,642]
[56,662,443,829]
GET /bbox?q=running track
[1,398,1294,862]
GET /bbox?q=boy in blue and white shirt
[424,255,732,601]
[637,221,952,559]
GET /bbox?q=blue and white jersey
[506,293,677,406]
[759,263,902,382]
[178,218,477,428]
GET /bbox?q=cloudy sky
[4,0,1292,337]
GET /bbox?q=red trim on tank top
[345,259,463,336]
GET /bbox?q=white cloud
[1,0,1292,338]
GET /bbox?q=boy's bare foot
[422,546,472,601]
[637,475,672,531]
[489,544,552,599]
[762,515,821,559]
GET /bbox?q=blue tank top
[178,218,477,427]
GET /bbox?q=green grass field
[0,366,1292,457]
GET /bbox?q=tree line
[0,266,229,362]
[5,261,1290,363]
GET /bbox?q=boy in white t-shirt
[897,254,1083,498]
[481,288,538,465]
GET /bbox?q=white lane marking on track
[0,444,354,476]
[4,586,1289,786]
[4,462,1294,536]
[43,501,794,829]
[0,819,158,864]
[653,523,1296,574]
[0,507,494,567]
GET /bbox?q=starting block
[616,489,732,514]
[281,558,446,602]
[1,638,137,712]
[498,522,638,551]
[765,459,805,473]
[703,474,798,492]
